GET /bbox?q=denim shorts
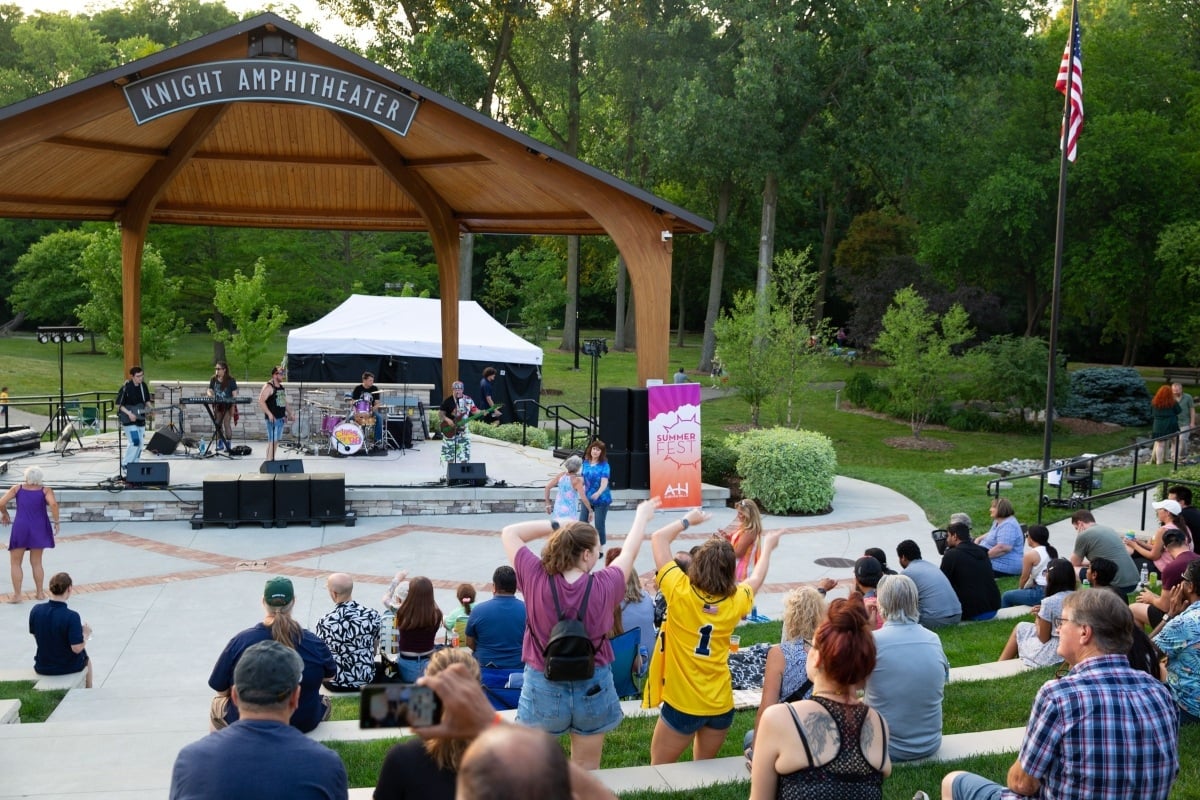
[659,700,735,736]
[516,663,623,736]
[265,416,286,442]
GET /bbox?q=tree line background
[1,0,1198,370]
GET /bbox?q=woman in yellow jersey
[644,508,783,764]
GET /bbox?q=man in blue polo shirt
[29,572,92,687]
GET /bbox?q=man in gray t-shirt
[1068,510,1140,593]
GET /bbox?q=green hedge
[731,427,837,514]
[468,421,551,449]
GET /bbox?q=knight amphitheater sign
[123,60,420,137]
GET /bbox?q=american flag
[1055,8,1084,162]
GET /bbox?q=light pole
[38,326,86,440]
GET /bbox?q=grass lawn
[0,681,68,723]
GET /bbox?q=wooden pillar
[120,223,146,374]
[434,235,462,392]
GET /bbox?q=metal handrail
[986,430,1195,524]
[2,392,116,437]
[513,399,594,449]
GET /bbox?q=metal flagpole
[1042,0,1081,469]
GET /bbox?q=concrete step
[0,667,87,691]
[0,698,20,724]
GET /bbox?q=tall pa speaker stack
[598,388,650,490]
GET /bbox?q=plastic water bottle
[1137,563,1149,591]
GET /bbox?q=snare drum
[321,414,342,436]
[331,421,364,455]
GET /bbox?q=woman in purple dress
[1,467,60,603]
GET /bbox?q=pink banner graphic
[647,383,702,508]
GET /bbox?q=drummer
[350,371,386,450]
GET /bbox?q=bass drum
[330,420,364,455]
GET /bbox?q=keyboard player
[206,361,238,452]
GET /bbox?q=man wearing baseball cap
[172,640,347,799]
[208,577,336,733]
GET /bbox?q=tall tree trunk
[813,186,839,322]
[699,180,731,373]
[757,171,778,313]
[614,255,627,350]
[482,13,515,116]
[459,232,474,300]
[560,235,580,351]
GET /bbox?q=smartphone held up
[360,683,443,729]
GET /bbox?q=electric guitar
[438,404,502,438]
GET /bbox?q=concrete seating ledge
[0,667,87,691]
[339,726,1025,798]
[0,698,20,724]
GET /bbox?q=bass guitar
[438,404,502,438]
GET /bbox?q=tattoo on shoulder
[802,708,840,756]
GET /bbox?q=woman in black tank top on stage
[750,595,891,800]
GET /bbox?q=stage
[0,421,729,522]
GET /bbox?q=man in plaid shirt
[942,589,1178,800]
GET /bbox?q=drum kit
[295,390,389,456]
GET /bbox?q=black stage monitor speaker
[238,474,275,521]
[146,428,181,456]
[126,461,169,486]
[309,473,346,519]
[598,388,630,451]
[203,475,239,522]
[448,462,487,487]
[274,474,310,522]
[260,459,304,474]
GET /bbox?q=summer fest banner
[647,383,702,509]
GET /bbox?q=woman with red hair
[1151,384,1182,465]
[750,597,891,799]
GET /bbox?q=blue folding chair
[610,627,641,699]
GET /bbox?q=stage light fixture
[36,325,88,444]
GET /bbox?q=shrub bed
[731,428,837,514]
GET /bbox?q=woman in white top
[1000,525,1057,608]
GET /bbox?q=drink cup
[1148,573,1161,594]
[729,634,740,653]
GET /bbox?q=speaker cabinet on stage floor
[309,473,346,520]
[203,475,239,522]
[629,451,650,490]
[448,462,487,487]
[274,474,310,523]
[126,461,169,486]
[260,459,304,474]
[607,449,631,490]
[598,388,630,451]
[238,474,274,522]
[629,389,649,452]
[146,428,181,456]
[386,417,413,449]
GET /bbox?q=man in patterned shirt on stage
[315,573,382,691]
[942,589,1178,800]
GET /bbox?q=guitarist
[206,361,239,452]
[116,366,153,478]
[439,380,478,464]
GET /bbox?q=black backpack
[539,574,596,682]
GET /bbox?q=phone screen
[360,683,443,728]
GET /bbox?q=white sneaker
[913,792,930,800]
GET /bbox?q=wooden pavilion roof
[0,13,711,238]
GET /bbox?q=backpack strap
[532,573,596,653]
[574,574,595,621]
